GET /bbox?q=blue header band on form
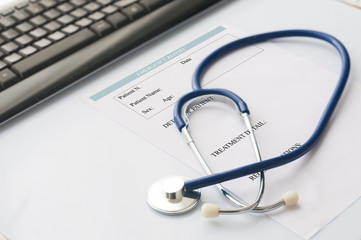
[90,26,226,101]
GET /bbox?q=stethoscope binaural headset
[147,30,350,217]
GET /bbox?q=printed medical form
[85,26,361,239]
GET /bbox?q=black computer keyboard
[0,0,222,124]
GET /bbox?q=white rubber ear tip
[0,230,9,240]
[281,191,299,206]
[202,203,220,218]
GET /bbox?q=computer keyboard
[0,0,222,124]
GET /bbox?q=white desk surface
[0,0,361,239]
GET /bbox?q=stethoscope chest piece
[147,175,201,215]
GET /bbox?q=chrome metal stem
[182,112,285,214]
[182,118,264,214]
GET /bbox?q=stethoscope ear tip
[0,229,10,240]
[202,203,220,218]
[281,191,299,207]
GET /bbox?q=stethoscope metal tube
[176,90,294,217]
[147,29,350,217]
[181,109,266,215]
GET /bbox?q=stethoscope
[147,30,350,217]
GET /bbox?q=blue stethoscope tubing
[175,29,350,192]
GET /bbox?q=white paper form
[84,26,361,239]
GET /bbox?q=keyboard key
[90,20,112,36]
[4,53,23,64]
[70,8,88,19]
[57,14,75,25]
[25,3,45,15]
[75,18,93,27]
[29,27,47,39]
[88,11,106,21]
[0,16,17,29]
[48,31,66,41]
[39,0,57,9]
[43,9,62,20]
[19,45,38,56]
[15,34,33,46]
[11,9,31,22]
[106,12,128,28]
[0,61,7,70]
[84,2,101,12]
[0,68,21,89]
[12,29,97,78]
[96,0,113,6]
[140,0,168,11]
[1,8,15,17]
[33,38,52,48]
[70,0,87,7]
[1,42,20,54]
[16,22,34,33]
[122,3,147,20]
[101,5,118,14]
[61,24,79,34]
[43,21,61,32]
[2,29,20,40]
[57,3,75,13]
[30,15,48,26]
[15,2,29,10]
[114,0,137,8]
